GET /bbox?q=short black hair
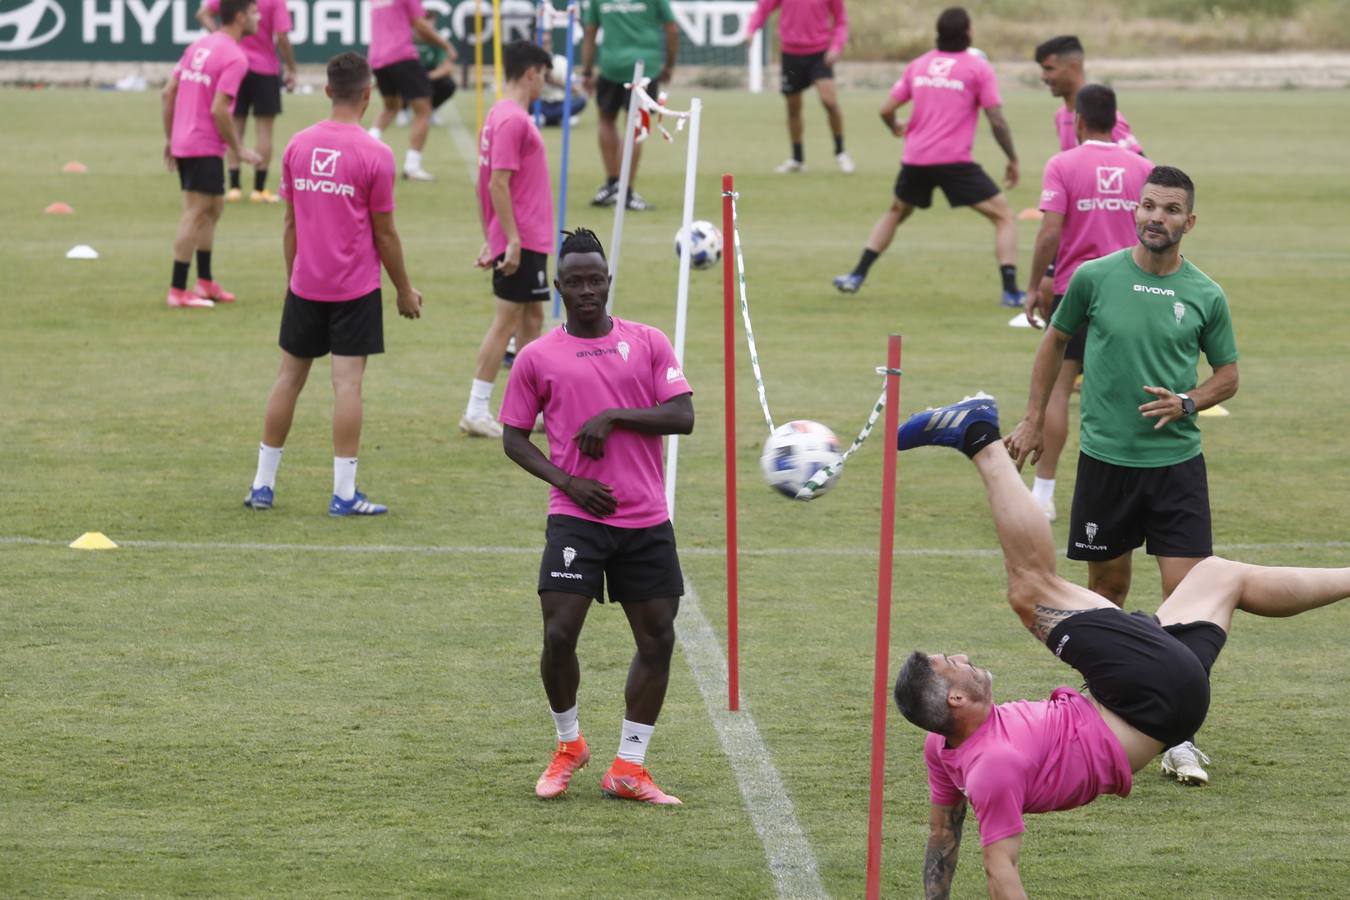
[894,651,955,736]
[935,7,971,53]
[558,227,606,266]
[219,0,255,26]
[1034,34,1084,63]
[503,40,553,82]
[327,52,372,105]
[1075,83,1117,134]
[1145,165,1196,211]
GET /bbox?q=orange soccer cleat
[600,758,682,806]
[167,286,213,308]
[193,279,236,303]
[535,735,590,799]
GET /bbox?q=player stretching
[366,0,455,181]
[244,52,423,516]
[195,0,297,203]
[161,0,259,308]
[833,7,1022,307]
[501,228,694,805]
[461,41,554,438]
[894,393,1350,898]
[744,0,853,174]
[1035,35,1143,156]
[1022,84,1153,522]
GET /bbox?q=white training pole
[664,97,702,520]
[607,58,644,313]
[748,30,764,94]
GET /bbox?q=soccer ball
[674,220,723,270]
[760,420,843,501]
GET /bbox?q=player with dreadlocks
[499,228,695,805]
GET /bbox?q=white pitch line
[676,582,827,899]
[442,101,480,183]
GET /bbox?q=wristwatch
[1177,393,1197,416]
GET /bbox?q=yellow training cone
[1199,404,1231,418]
[70,532,117,550]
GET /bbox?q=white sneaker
[395,109,411,127]
[835,151,856,174]
[431,111,445,127]
[402,166,435,182]
[774,158,805,174]
[459,413,504,438]
[1160,741,1211,785]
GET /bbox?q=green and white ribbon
[794,382,889,501]
[725,190,776,433]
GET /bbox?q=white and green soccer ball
[760,420,843,501]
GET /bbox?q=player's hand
[1003,418,1044,471]
[824,49,841,66]
[1004,159,1020,189]
[284,68,297,92]
[1023,290,1047,330]
[563,475,618,518]
[240,147,263,167]
[582,73,595,95]
[397,287,423,319]
[1139,385,1184,429]
[891,120,906,138]
[573,410,616,459]
[496,240,521,276]
[446,43,459,62]
[164,142,176,172]
[474,242,495,269]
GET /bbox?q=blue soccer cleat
[897,392,999,452]
[244,485,274,510]
[328,490,388,517]
[1000,289,1026,308]
[833,273,864,294]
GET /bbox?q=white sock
[550,704,580,743]
[367,126,382,141]
[405,148,422,171]
[1032,477,1055,506]
[617,719,654,766]
[252,443,283,490]
[333,456,357,501]
[466,378,494,418]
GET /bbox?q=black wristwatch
[1177,393,1197,416]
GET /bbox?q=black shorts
[538,514,684,603]
[1068,453,1213,561]
[595,74,664,117]
[176,155,225,195]
[375,58,432,101]
[894,162,1000,209]
[1047,608,1227,747]
[492,249,551,303]
[780,50,833,94]
[235,71,282,118]
[278,288,384,358]
[1050,294,1086,362]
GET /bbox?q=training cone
[1199,404,1231,418]
[1008,311,1042,329]
[66,244,98,260]
[70,532,117,550]
[1017,207,1043,221]
[45,202,73,215]
[62,161,88,174]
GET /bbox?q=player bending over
[892,393,1350,898]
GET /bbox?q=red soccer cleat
[167,287,213,308]
[535,735,590,799]
[193,279,235,303]
[600,758,682,805]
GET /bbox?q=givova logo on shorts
[0,0,65,52]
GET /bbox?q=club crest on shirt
[1173,302,1185,324]
[616,341,630,362]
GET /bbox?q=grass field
[3,82,1349,898]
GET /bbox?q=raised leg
[971,194,1017,266]
[864,199,915,254]
[1156,556,1350,633]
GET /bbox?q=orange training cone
[62,161,88,174]
[45,202,73,214]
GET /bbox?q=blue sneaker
[328,490,388,517]
[1000,289,1026,308]
[897,392,999,452]
[244,485,274,510]
[833,272,864,294]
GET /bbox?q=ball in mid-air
[674,220,723,270]
[760,420,843,500]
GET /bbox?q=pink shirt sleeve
[828,0,848,55]
[217,55,247,98]
[1039,155,1067,214]
[745,0,780,37]
[889,68,911,105]
[499,351,542,430]
[279,143,292,202]
[648,329,692,402]
[406,0,427,24]
[923,735,962,807]
[369,146,396,214]
[975,60,1002,109]
[965,749,1028,847]
[273,0,293,34]
[490,115,527,172]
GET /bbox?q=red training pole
[722,174,740,712]
[865,334,902,900]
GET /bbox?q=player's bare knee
[542,624,580,660]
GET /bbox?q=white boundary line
[441,100,480,184]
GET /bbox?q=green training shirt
[583,0,674,84]
[1051,248,1239,468]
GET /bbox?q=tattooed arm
[1030,604,1090,643]
[923,799,967,899]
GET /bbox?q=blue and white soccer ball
[674,220,723,270]
[760,420,843,501]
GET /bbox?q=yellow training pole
[474,0,485,136]
[491,0,504,99]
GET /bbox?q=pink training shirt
[278,120,396,302]
[499,318,693,529]
[746,0,848,56]
[478,98,555,257]
[890,49,1001,166]
[1040,141,1154,294]
[368,0,425,70]
[924,688,1133,847]
[170,32,248,158]
[1055,105,1144,155]
[202,0,291,75]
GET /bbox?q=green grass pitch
[2,83,1349,897]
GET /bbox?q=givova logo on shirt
[293,147,355,197]
[1076,165,1138,211]
[914,56,965,91]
